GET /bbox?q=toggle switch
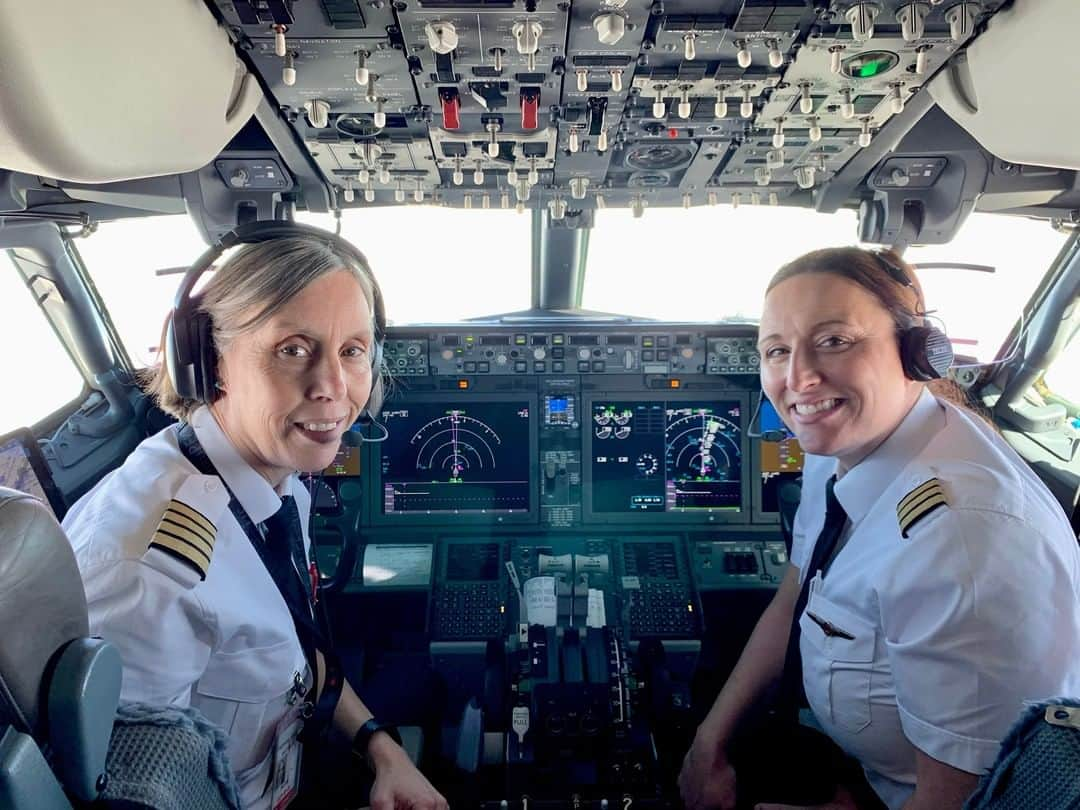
[740,85,754,119]
[355,50,370,85]
[683,32,697,61]
[736,39,751,68]
[282,51,296,86]
[273,24,288,57]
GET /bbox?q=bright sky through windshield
[585,208,1066,362]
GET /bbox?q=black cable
[304,471,337,650]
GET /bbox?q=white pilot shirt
[791,389,1080,809]
[63,406,312,809]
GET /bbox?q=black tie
[261,495,314,622]
[778,475,849,715]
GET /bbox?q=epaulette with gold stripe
[897,478,948,538]
[150,498,217,580]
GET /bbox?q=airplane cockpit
[1,1,1079,808]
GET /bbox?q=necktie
[261,495,314,624]
[778,475,849,714]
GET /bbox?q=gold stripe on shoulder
[897,478,948,538]
[169,499,217,536]
[146,496,218,580]
[897,479,939,512]
[156,522,213,560]
[150,532,211,579]
[161,508,214,549]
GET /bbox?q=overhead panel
[206,0,1012,213]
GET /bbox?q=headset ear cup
[164,312,185,399]
[365,341,385,416]
[900,326,954,381]
[193,311,217,403]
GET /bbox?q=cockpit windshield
[583,209,1068,362]
[75,208,532,366]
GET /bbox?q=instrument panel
[314,323,804,635]
[311,323,805,806]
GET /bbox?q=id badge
[271,714,304,810]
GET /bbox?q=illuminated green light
[858,59,888,77]
[842,50,900,80]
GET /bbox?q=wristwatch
[351,718,403,764]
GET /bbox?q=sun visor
[929,0,1080,171]
[0,1,262,183]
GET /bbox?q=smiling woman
[758,247,935,471]
[61,224,447,810]
[680,244,1080,810]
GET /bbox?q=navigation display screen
[759,399,805,513]
[590,399,743,514]
[0,430,64,518]
[380,400,532,515]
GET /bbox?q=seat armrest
[47,638,122,801]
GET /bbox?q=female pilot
[62,225,447,810]
[679,247,1080,810]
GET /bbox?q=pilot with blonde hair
[63,224,447,810]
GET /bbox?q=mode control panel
[706,337,760,375]
[409,329,746,377]
[691,540,788,590]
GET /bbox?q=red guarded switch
[438,88,460,130]
[520,88,540,130]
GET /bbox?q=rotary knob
[425,21,459,55]
[593,13,626,46]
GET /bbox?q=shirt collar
[832,387,945,524]
[189,406,290,525]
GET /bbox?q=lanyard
[175,423,344,744]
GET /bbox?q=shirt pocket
[193,639,301,768]
[799,590,877,734]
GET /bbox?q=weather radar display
[380,401,531,514]
[591,400,743,514]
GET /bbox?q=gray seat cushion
[0,487,88,736]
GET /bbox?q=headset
[164,220,387,420]
[872,250,954,382]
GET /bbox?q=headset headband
[172,221,386,340]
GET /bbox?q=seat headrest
[0,487,89,736]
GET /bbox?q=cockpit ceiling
[209,0,1009,212]
[4,0,1080,226]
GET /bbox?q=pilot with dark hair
[679,247,1080,810]
[63,229,447,810]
